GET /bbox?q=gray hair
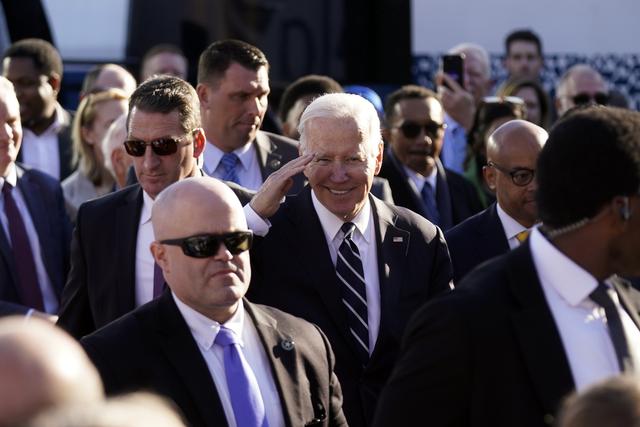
[449,42,491,80]
[101,113,127,178]
[298,93,381,157]
[555,64,608,98]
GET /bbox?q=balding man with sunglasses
[81,177,347,427]
[58,76,252,339]
[445,119,547,283]
[379,85,482,231]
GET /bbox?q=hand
[249,153,314,219]
[436,72,475,131]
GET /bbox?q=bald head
[0,317,104,426]
[487,119,547,160]
[556,64,608,116]
[101,114,130,189]
[93,64,137,96]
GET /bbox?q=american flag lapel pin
[393,236,403,243]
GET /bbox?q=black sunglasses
[487,161,535,187]
[160,231,253,258]
[571,92,609,106]
[124,130,195,157]
[396,121,447,139]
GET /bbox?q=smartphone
[441,54,465,89]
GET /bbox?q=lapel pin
[393,236,403,243]
[268,159,281,170]
[280,339,295,351]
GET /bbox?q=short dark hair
[537,106,640,228]
[505,29,543,56]
[2,38,63,77]
[127,75,200,133]
[197,39,268,84]
[279,74,343,122]
[384,84,438,124]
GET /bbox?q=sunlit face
[2,57,57,129]
[199,62,269,151]
[388,97,445,176]
[84,98,128,165]
[515,87,542,126]
[461,49,491,105]
[129,108,200,199]
[303,117,382,221]
[160,199,250,321]
[142,52,188,80]
[0,88,22,176]
[504,41,543,81]
[557,70,608,116]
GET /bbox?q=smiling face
[0,82,22,176]
[387,96,445,176]
[303,116,382,221]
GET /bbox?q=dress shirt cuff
[243,203,271,237]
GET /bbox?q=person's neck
[26,111,56,135]
[550,230,611,281]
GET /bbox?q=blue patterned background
[413,54,640,111]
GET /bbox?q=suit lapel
[480,204,511,255]
[434,160,454,229]
[612,277,640,331]
[57,109,74,180]
[0,201,18,295]
[245,300,299,427]
[507,243,575,414]
[114,186,143,313]
[254,131,283,181]
[150,292,228,427]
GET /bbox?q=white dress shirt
[173,294,285,427]
[403,164,437,198]
[530,227,640,390]
[134,191,156,306]
[20,104,66,180]
[0,164,58,313]
[203,140,263,191]
[496,203,530,249]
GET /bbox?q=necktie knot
[341,222,356,240]
[215,326,241,347]
[220,153,240,184]
[516,230,530,243]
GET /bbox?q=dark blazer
[247,186,453,427]
[253,130,305,194]
[445,203,510,284]
[0,164,71,312]
[378,150,482,230]
[57,183,253,338]
[17,107,74,180]
[82,292,347,427]
[373,242,640,427]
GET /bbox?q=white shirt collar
[140,190,154,225]
[24,103,65,137]
[529,226,600,307]
[310,189,372,244]
[402,163,437,193]
[1,163,17,186]
[172,292,245,351]
[496,202,529,240]
[204,140,254,173]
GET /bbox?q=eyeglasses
[482,96,525,106]
[571,92,609,106]
[124,130,196,157]
[396,121,447,139]
[487,161,535,187]
[160,231,253,258]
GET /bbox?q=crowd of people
[0,28,639,427]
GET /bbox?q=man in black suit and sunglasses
[58,76,250,339]
[379,85,482,231]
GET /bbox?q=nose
[142,146,160,170]
[214,242,233,262]
[329,161,349,183]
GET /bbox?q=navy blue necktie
[336,222,369,364]
[2,182,44,311]
[421,182,440,226]
[152,262,165,298]
[220,153,240,184]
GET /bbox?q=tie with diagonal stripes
[220,152,240,184]
[336,222,369,364]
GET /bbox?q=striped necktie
[220,152,240,184]
[336,222,369,364]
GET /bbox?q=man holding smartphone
[437,43,493,174]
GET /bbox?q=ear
[373,141,384,175]
[81,126,95,145]
[48,72,61,94]
[192,127,206,158]
[150,241,169,273]
[483,164,496,191]
[196,83,209,106]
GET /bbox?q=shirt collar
[402,163,437,192]
[172,292,245,351]
[24,103,65,137]
[444,113,462,131]
[496,202,528,240]
[139,190,154,225]
[310,189,372,244]
[204,140,254,173]
[1,163,17,186]
[529,226,599,306]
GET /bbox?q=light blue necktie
[220,152,240,184]
[215,326,269,427]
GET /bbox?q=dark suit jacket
[246,186,453,427]
[82,292,347,427]
[445,203,510,284]
[17,107,74,181]
[57,183,253,338]
[251,130,304,194]
[373,242,640,427]
[0,164,71,312]
[378,150,482,230]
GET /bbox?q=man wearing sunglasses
[374,106,640,426]
[445,119,547,284]
[379,85,482,230]
[245,93,453,427]
[81,177,347,427]
[556,64,609,117]
[196,39,304,194]
[59,75,253,339]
